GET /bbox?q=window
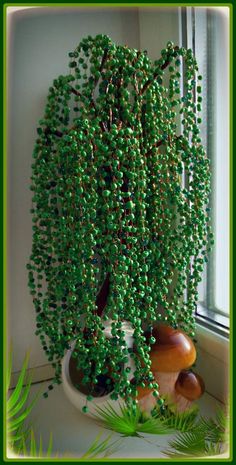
[182,7,230,336]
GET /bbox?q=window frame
[181,6,230,338]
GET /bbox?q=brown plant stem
[141,46,179,95]
[95,272,111,317]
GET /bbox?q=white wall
[7,6,180,374]
[138,7,180,59]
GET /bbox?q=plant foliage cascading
[28,35,212,404]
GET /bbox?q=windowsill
[7,326,230,457]
[6,380,228,459]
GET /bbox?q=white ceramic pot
[61,320,135,418]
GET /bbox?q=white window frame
[179,6,230,402]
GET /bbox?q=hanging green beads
[28,35,212,403]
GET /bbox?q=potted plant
[28,34,212,416]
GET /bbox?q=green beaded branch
[28,35,213,404]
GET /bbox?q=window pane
[188,7,230,324]
[193,8,208,306]
[213,9,229,315]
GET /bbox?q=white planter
[61,320,135,418]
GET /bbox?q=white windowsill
[6,380,228,460]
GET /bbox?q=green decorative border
[1,2,235,5]
[1,1,234,463]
